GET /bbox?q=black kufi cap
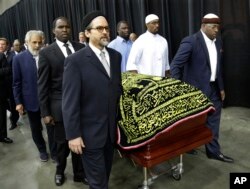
[82,11,106,30]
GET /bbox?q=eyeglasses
[89,26,110,33]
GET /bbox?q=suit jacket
[38,41,84,122]
[0,53,11,100]
[62,46,122,149]
[5,51,15,96]
[12,50,39,111]
[5,51,15,64]
[170,31,224,96]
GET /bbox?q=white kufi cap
[145,14,159,24]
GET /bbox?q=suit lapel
[215,40,221,76]
[72,41,84,51]
[51,42,65,61]
[197,32,212,70]
[86,46,110,79]
[107,48,116,80]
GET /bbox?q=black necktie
[64,43,72,56]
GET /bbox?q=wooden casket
[117,73,214,188]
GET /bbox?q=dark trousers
[0,99,7,139]
[56,140,85,178]
[54,122,85,178]
[6,94,19,126]
[27,110,56,156]
[82,137,114,189]
[45,124,57,158]
[205,82,222,155]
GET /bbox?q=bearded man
[12,30,56,162]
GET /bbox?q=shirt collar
[116,36,130,43]
[56,39,72,47]
[201,30,216,43]
[89,43,108,55]
[146,30,158,37]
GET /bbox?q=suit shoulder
[40,43,57,53]
[71,41,85,49]
[66,47,86,61]
[180,33,199,46]
[14,51,27,59]
[107,47,121,56]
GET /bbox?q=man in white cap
[126,14,170,77]
[171,13,234,163]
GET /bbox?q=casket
[117,73,214,188]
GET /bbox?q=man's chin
[30,50,39,56]
[101,41,109,47]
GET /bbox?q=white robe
[126,31,169,77]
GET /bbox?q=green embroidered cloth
[117,72,214,149]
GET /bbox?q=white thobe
[126,31,169,77]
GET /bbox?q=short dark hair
[117,20,129,31]
[52,17,70,29]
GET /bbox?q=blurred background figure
[129,32,137,42]
[78,31,87,45]
[11,39,22,55]
[108,20,133,72]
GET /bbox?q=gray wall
[0,0,20,15]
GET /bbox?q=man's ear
[85,30,90,38]
[52,29,55,36]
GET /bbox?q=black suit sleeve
[37,49,51,117]
[0,53,11,76]
[62,56,82,140]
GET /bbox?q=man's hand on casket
[68,137,85,154]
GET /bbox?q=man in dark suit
[38,17,86,186]
[62,11,122,189]
[0,52,13,143]
[171,13,234,163]
[0,37,19,130]
[12,30,55,161]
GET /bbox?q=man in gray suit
[62,11,122,189]
[38,17,86,186]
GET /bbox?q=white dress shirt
[56,39,75,57]
[201,30,217,82]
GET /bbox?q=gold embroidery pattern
[118,72,213,147]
